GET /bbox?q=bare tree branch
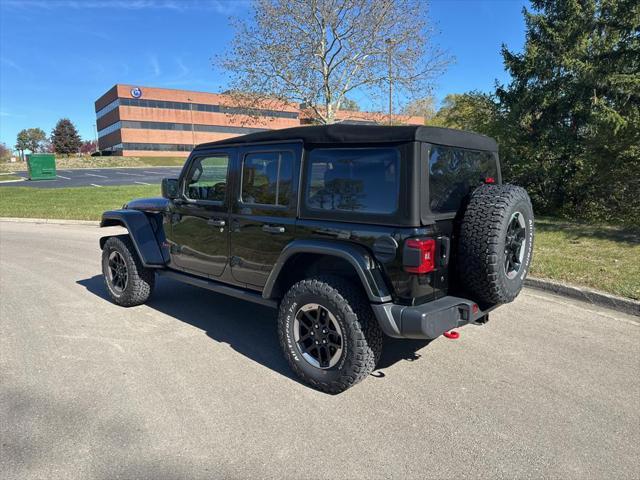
[216,0,451,124]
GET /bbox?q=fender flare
[100,210,166,267]
[262,239,392,303]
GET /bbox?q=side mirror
[161,178,179,200]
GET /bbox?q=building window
[241,151,293,206]
[305,148,400,214]
[97,121,122,138]
[98,121,268,140]
[96,99,120,119]
[121,142,193,151]
[116,97,298,119]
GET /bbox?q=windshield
[428,145,498,213]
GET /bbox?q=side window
[241,151,293,206]
[184,155,229,202]
[306,148,400,214]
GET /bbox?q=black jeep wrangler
[99,125,534,393]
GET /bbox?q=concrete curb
[525,277,639,317]
[0,217,99,226]
[0,176,25,184]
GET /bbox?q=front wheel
[278,276,383,394]
[101,235,155,307]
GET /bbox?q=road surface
[0,167,183,188]
[1,221,638,479]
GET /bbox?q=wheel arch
[100,210,166,267]
[263,239,392,303]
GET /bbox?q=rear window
[306,148,400,214]
[429,145,497,213]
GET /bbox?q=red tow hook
[443,330,459,339]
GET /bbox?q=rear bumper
[371,296,497,339]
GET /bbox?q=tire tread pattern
[102,235,155,307]
[278,275,383,394]
[457,184,533,304]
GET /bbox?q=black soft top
[196,124,498,152]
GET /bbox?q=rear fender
[263,239,392,303]
[100,210,166,267]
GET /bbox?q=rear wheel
[278,276,383,394]
[102,235,155,307]
[457,184,534,305]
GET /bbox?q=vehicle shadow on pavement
[77,275,434,386]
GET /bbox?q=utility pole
[386,38,394,124]
[93,123,98,153]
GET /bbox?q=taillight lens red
[404,238,436,274]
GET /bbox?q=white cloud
[148,54,161,76]
[0,57,24,72]
[176,57,189,77]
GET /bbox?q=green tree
[340,97,360,112]
[497,0,640,224]
[15,130,29,161]
[427,92,500,135]
[15,128,46,161]
[51,118,82,155]
[0,142,11,162]
[402,97,437,121]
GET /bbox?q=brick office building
[95,84,424,156]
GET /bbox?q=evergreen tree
[497,0,639,224]
[51,118,82,155]
[427,92,499,135]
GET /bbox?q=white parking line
[90,183,102,188]
[57,175,71,180]
[115,172,144,177]
[143,171,165,175]
[134,181,151,185]
[86,173,108,178]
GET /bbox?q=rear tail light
[403,238,436,274]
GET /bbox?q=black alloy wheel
[504,211,527,280]
[107,250,129,293]
[293,303,344,369]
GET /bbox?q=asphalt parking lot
[0,167,183,188]
[1,220,639,480]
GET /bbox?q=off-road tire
[278,276,383,394]
[457,183,534,305]
[102,235,155,307]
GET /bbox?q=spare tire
[457,183,534,305]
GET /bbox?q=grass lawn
[0,186,637,299]
[0,185,158,220]
[531,218,639,300]
[2,155,186,171]
[134,157,186,167]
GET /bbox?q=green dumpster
[27,154,56,180]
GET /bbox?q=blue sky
[0,0,529,149]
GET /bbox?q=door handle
[207,219,226,227]
[262,225,285,234]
